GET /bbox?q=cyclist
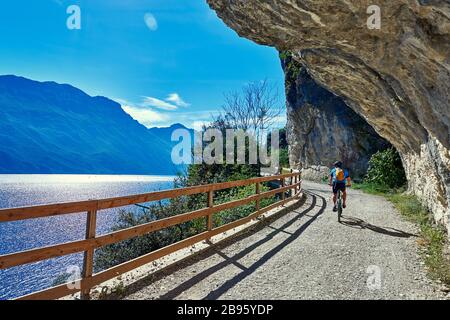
[329,161,351,212]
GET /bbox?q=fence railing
[0,172,302,300]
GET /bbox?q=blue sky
[0,0,286,129]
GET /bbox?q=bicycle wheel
[337,191,342,222]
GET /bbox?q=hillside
[0,75,190,175]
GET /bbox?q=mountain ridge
[0,75,192,175]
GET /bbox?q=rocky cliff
[281,52,390,181]
[207,0,450,233]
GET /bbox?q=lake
[0,174,176,300]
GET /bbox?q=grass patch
[388,194,450,286]
[357,183,450,287]
[352,182,398,195]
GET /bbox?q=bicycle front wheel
[337,191,342,222]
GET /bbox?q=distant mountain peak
[148,123,193,131]
[169,123,189,129]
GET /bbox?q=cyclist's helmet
[334,161,343,168]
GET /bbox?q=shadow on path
[118,192,325,300]
[339,215,417,238]
[202,191,326,299]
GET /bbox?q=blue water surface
[0,174,175,300]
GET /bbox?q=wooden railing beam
[0,182,301,270]
[0,173,299,223]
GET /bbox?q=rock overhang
[207,0,450,233]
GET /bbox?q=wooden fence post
[281,178,285,201]
[299,176,302,195]
[81,209,97,300]
[207,190,214,234]
[294,174,298,195]
[256,182,261,215]
[289,169,296,198]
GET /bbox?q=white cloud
[191,120,209,131]
[166,93,190,107]
[142,96,178,111]
[271,115,287,129]
[116,96,216,129]
[141,93,191,111]
[144,13,158,31]
[113,98,128,106]
[122,105,170,128]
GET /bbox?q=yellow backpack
[335,168,345,182]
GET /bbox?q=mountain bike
[336,184,351,222]
[336,189,343,222]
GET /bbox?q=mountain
[0,75,192,175]
[148,123,191,145]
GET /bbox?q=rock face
[281,52,390,181]
[207,0,450,233]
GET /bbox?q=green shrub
[279,148,289,168]
[279,50,301,79]
[352,182,405,196]
[364,148,406,188]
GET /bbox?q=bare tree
[214,79,282,142]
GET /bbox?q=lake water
[0,174,175,300]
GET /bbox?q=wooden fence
[0,172,302,300]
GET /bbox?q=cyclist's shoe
[343,204,346,209]
[333,205,337,212]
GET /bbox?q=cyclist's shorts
[332,181,346,194]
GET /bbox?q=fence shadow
[113,192,325,300]
[202,192,326,300]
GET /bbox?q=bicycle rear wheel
[337,190,343,222]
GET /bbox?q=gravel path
[123,181,446,300]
